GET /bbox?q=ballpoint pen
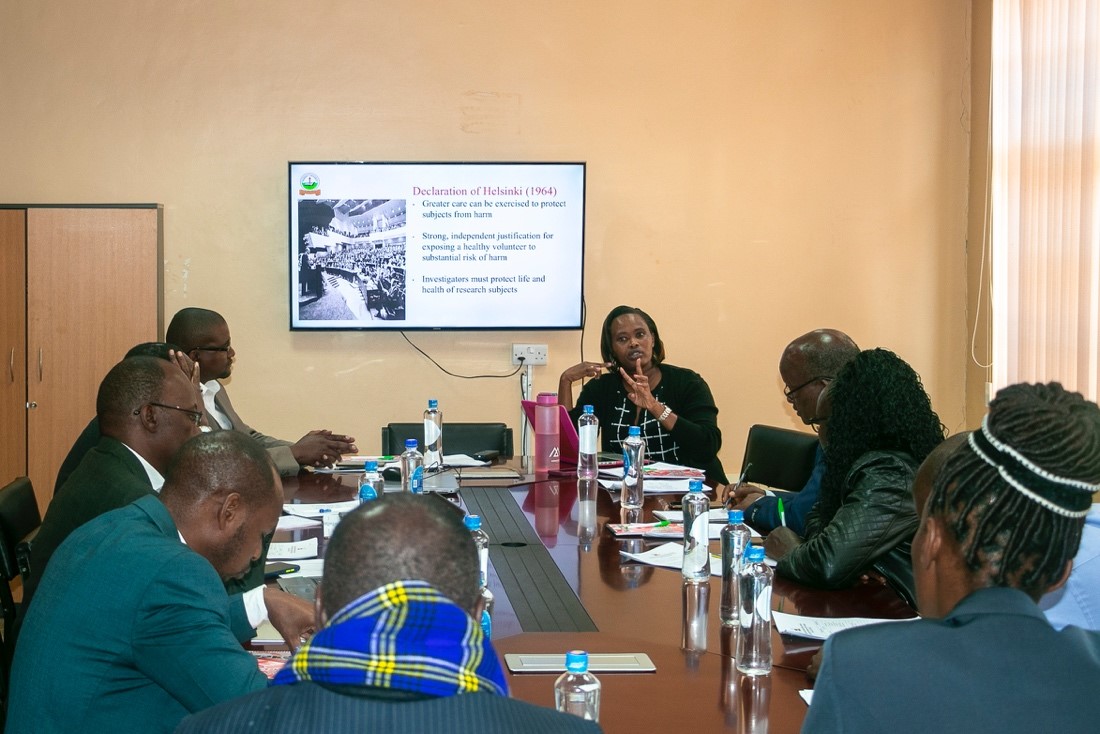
[778,497,787,528]
[726,462,752,507]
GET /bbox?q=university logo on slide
[299,172,321,196]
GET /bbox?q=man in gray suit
[175,494,602,734]
[804,383,1100,733]
[166,307,357,474]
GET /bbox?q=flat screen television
[288,162,585,330]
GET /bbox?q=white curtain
[991,0,1100,401]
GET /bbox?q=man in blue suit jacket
[804,384,1100,733]
[8,431,287,734]
[176,494,601,734]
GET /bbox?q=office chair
[739,424,819,492]
[381,422,514,460]
[0,476,41,719]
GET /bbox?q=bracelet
[657,404,672,422]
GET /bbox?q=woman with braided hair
[803,382,1100,733]
[766,348,945,605]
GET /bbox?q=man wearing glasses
[725,329,858,534]
[166,308,357,475]
[20,356,313,651]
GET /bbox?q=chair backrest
[381,422,514,459]
[0,477,40,583]
[739,424,819,492]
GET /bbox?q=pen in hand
[726,462,752,507]
[778,496,787,528]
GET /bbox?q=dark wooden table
[281,469,916,733]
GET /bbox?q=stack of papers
[283,500,360,518]
[599,461,708,495]
[619,541,777,575]
[607,522,725,540]
[772,611,918,640]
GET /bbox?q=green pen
[778,497,787,528]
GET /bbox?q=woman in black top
[558,305,727,485]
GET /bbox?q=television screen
[289,162,585,330]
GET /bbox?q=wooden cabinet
[0,206,162,514]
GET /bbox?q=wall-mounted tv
[289,162,585,331]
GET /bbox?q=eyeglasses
[783,376,831,403]
[192,343,231,353]
[808,416,830,434]
[134,402,205,427]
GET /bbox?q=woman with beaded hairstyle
[766,348,946,605]
[803,382,1100,733]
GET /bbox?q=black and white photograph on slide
[296,198,408,322]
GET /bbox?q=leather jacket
[777,450,919,607]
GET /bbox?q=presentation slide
[289,162,585,330]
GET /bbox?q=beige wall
[0,1,976,471]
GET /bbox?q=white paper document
[283,500,360,518]
[653,509,763,538]
[276,515,322,531]
[772,610,918,640]
[619,542,777,575]
[290,558,325,577]
[268,538,319,560]
[599,478,698,495]
[442,454,491,467]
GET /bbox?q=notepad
[772,610,919,640]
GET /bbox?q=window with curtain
[991,0,1100,402]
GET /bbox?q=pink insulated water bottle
[535,392,561,477]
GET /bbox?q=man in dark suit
[804,383,1100,732]
[166,307,357,474]
[22,356,311,646]
[175,494,602,734]
[8,432,288,734]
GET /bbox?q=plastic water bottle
[423,398,443,470]
[400,439,424,494]
[464,515,494,636]
[464,515,490,587]
[720,509,752,625]
[736,545,773,676]
[534,392,561,476]
[554,650,601,722]
[682,478,710,581]
[621,426,645,510]
[577,405,599,479]
[357,459,384,503]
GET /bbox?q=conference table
[280,467,916,734]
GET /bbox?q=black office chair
[0,476,41,722]
[739,424,819,492]
[380,422,514,460]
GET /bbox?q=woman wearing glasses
[765,348,945,607]
[558,304,728,485]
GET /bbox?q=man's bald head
[321,494,480,618]
[780,329,860,424]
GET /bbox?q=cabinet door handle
[27,401,37,409]
[8,348,12,382]
[38,348,43,381]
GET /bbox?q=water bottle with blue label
[400,439,424,493]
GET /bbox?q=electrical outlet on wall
[512,343,548,365]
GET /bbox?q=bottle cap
[365,460,378,472]
[536,392,559,405]
[463,514,482,531]
[728,509,744,523]
[583,404,594,414]
[628,425,641,437]
[564,650,589,673]
[404,438,419,449]
[428,398,438,409]
[689,478,704,492]
[746,545,765,562]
